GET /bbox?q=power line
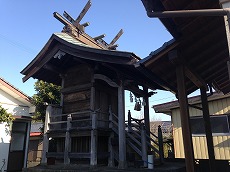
[125,95,176,107]
[0,33,36,55]
[149,96,176,102]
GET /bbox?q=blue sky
[0,0,178,120]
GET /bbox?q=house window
[190,114,230,135]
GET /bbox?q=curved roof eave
[21,32,141,83]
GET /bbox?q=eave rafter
[168,50,207,90]
[22,46,60,82]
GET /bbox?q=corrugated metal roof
[54,33,92,48]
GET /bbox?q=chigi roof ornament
[53,0,123,50]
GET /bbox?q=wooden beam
[22,46,60,82]
[109,29,124,45]
[93,34,106,41]
[61,83,92,94]
[63,11,84,32]
[76,0,92,23]
[200,87,216,172]
[144,40,179,67]
[135,63,177,94]
[184,65,207,89]
[53,12,72,26]
[94,74,118,87]
[43,64,63,74]
[169,50,207,89]
[176,64,195,172]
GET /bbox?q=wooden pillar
[60,74,65,107]
[158,125,164,163]
[90,76,98,166]
[176,65,195,172]
[41,105,52,164]
[200,87,216,172]
[90,111,97,166]
[118,81,126,169]
[108,132,115,167]
[108,106,114,167]
[143,87,150,135]
[64,114,71,164]
[143,87,151,153]
[128,110,132,132]
[141,123,147,167]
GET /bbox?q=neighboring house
[153,92,230,161]
[150,121,172,138]
[0,77,32,172]
[28,122,43,167]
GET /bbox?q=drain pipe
[147,8,230,18]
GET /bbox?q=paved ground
[23,162,186,172]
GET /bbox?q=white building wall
[0,90,30,116]
[0,123,10,172]
[0,89,31,171]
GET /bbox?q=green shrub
[0,105,14,125]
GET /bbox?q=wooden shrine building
[21,0,230,171]
[21,1,167,169]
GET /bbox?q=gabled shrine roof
[21,32,165,93]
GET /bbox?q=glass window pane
[12,122,27,132]
[191,115,230,135]
[211,116,229,133]
[10,133,25,151]
[191,117,205,134]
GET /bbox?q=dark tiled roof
[30,122,43,133]
[153,92,230,114]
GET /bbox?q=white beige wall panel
[172,109,184,158]
[171,97,230,160]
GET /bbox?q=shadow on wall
[215,138,230,148]
[13,106,29,116]
[0,137,10,172]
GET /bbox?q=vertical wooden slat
[200,137,206,159]
[208,101,214,115]
[173,110,181,158]
[213,137,219,159]
[223,136,230,159]
[196,137,202,158]
[227,98,230,112]
[192,137,198,159]
[219,136,225,159]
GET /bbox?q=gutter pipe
[147,8,230,18]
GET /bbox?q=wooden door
[7,121,28,171]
